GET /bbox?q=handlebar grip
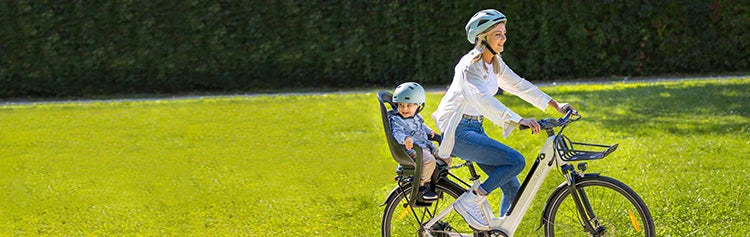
[519,119,543,130]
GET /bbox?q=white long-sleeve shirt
[431,49,552,158]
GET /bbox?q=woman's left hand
[550,100,576,115]
[556,103,574,114]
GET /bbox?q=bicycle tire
[544,176,655,236]
[381,179,472,237]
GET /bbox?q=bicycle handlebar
[519,109,580,131]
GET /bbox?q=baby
[389,82,450,202]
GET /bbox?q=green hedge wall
[1,1,748,97]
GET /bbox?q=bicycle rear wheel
[382,180,473,237]
[544,176,655,236]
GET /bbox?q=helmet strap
[482,40,498,55]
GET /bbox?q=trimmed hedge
[1,1,748,97]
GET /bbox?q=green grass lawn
[1,78,748,236]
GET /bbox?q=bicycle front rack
[555,134,618,161]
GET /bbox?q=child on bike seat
[389,82,451,202]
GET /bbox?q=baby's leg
[438,156,452,166]
[420,147,436,186]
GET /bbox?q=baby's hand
[404,137,414,150]
[429,130,436,138]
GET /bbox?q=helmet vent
[404,97,410,100]
[478,19,488,26]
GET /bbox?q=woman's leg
[452,119,525,218]
[453,130,525,194]
[498,177,520,217]
[475,164,521,216]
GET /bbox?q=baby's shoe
[419,184,438,201]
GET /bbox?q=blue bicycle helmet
[465,9,507,44]
[392,82,426,114]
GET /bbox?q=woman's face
[485,23,507,53]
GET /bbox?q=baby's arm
[403,137,414,150]
[415,115,436,139]
[423,124,450,164]
[390,117,413,150]
[423,124,437,139]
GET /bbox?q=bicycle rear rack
[555,134,618,161]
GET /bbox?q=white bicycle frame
[423,134,564,237]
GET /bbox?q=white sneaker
[453,191,490,230]
[479,198,503,223]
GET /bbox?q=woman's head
[392,82,426,117]
[465,9,507,54]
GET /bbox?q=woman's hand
[549,100,576,115]
[556,103,575,114]
[404,136,414,150]
[519,118,541,134]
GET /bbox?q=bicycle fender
[380,179,466,207]
[538,173,600,230]
[380,183,412,207]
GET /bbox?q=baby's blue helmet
[465,9,507,44]
[393,82,426,105]
[393,82,426,114]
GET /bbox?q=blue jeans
[451,117,525,216]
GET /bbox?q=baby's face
[397,102,419,118]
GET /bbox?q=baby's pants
[419,147,436,186]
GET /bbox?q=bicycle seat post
[467,162,481,181]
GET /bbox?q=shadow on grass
[556,82,749,136]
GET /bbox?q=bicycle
[377,91,655,236]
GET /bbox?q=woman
[431,9,575,229]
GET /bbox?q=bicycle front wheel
[381,180,473,237]
[544,176,655,237]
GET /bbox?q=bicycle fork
[562,164,604,236]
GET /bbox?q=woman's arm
[495,58,552,111]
